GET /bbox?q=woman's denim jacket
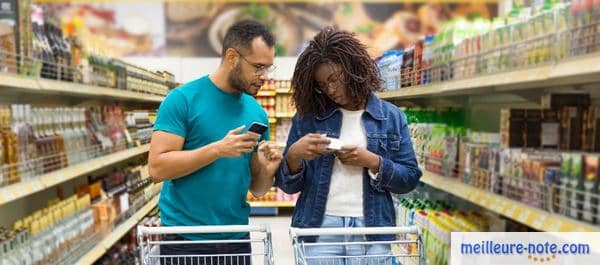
[275,93,422,242]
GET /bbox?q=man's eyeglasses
[315,73,345,94]
[234,49,276,76]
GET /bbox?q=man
[148,20,282,265]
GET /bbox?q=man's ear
[224,48,238,66]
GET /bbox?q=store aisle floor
[250,214,295,265]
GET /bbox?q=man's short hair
[222,20,275,56]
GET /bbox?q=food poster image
[165,1,498,57]
[37,1,498,58]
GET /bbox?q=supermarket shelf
[257,90,276,97]
[376,54,600,100]
[276,112,295,118]
[0,73,164,103]
[420,170,600,232]
[249,201,296,208]
[0,73,39,91]
[276,88,292,94]
[76,196,159,265]
[0,144,150,206]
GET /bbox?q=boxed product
[559,106,584,151]
[541,110,560,149]
[522,152,560,208]
[401,46,414,87]
[559,153,572,216]
[412,39,424,85]
[544,167,561,212]
[442,135,460,178]
[525,110,542,148]
[561,153,584,220]
[583,106,600,152]
[500,108,525,148]
[541,93,590,109]
[583,155,599,224]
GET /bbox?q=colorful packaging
[570,153,584,220]
[0,0,18,73]
[583,155,599,223]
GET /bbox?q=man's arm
[249,154,273,197]
[148,131,221,182]
[149,126,258,182]
[249,142,282,197]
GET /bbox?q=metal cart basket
[138,225,274,265]
[290,226,423,265]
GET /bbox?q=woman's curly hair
[291,27,382,117]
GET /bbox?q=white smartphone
[326,137,344,151]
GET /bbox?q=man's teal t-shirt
[153,75,269,239]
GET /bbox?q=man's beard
[227,63,253,95]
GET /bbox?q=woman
[275,27,422,264]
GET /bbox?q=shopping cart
[138,225,274,265]
[290,226,423,265]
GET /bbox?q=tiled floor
[249,214,295,265]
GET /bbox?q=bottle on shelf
[38,107,59,173]
[1,105,19,185]
[12,105,37,182]
[51,108,69,170]
[36,7,57,80]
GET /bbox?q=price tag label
[518,211,531,223]
[494,198,504,212]
[532,213,548,229]
[22,182,34,193]
[558,222,576,232]
[31,180,44,192]
[44,173,60,186]
[11,185,24,199]
[543,220,563,232]
[0,189,7,203]
[466,190,475,200]
[510,206,523,220]
[480,196,491,208]
[473,191,483,204]
[504,204,517,217]
[574,226,589,232]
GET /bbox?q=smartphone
[326,137,344,151]
[247,122,268,136]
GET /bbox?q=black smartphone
[247,122,268,135]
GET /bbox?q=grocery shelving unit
[376,53,600,101]
[0,144,150,206]
[252,81,298,215]
[421,170,600,232]
[249,201,296,216]
[0,73,164,103]
[376,32,600,231]
[257,90,277,97]
[0,49,165,264]
[249,201,296,208]
[276,88,292,94]
[75,195,159,265]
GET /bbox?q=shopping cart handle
[289,226,419,237]
[137,225,270,235]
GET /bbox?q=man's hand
[257,141,283,172]
[336,145,380,173]
[216,126,260,158]
[250,141,283,197]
